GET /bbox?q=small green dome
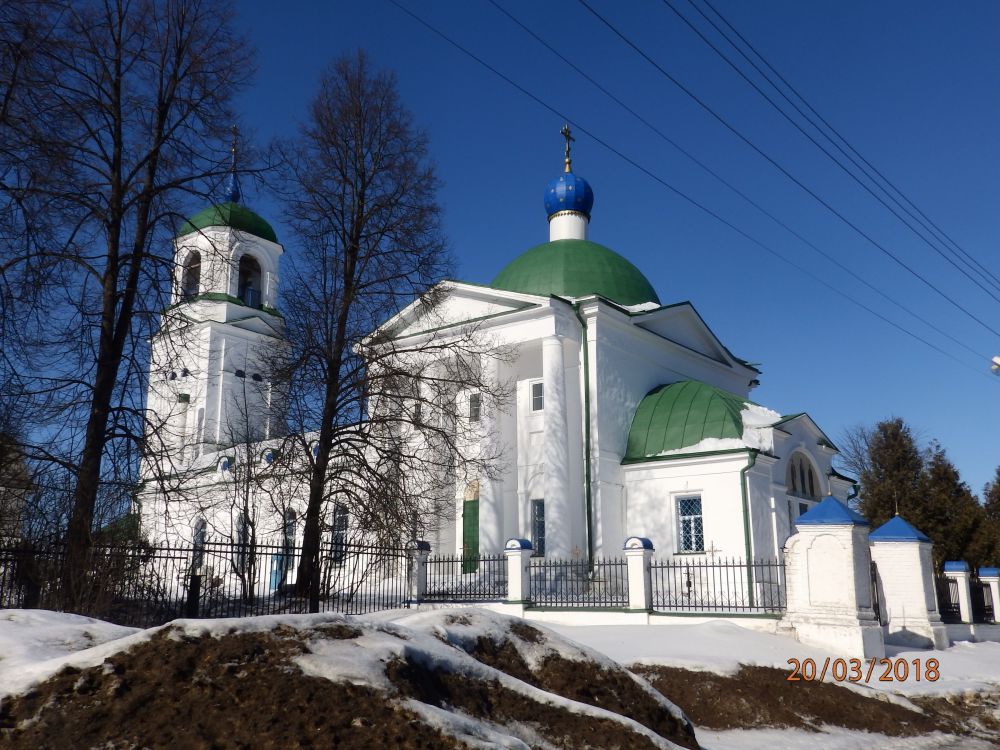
[491,239,660,306]
[178,201,277,243]
[625,380,750,460]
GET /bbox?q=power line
[661,0,1000,303]
[387,0,996,382]
[696,0,1000,295]
[576,0,1000,341]
[485,0,987,362]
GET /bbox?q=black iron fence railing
[650,557,785,613]
[529,557,629,608]
[423,554,507,601]
[0,537,410,627]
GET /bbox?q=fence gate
[935,576,962,623]
[970,575,995,624]
[870,561,883,625]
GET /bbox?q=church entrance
[462,499,479,573]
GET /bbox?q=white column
[624,537,653,611]
[505,538,533,603]
[479,359,502,553]
[542,335,570,558]
[979,567,1000,620]
[944,562,973,623]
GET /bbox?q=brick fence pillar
[505,538,533,604]
[623,537,653,611]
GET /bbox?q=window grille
[531,499,545,556]
[677,496,704,552]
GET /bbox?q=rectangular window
[531,499,545,557]
[677,496,704,553]
[469,392,481,422]
[530,381,544,411]
[413,402,422,426]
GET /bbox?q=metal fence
[423,553,507,601]
[650,557,785,614]
[0,537,410,627]
[529,557,629,607]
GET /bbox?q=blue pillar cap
[943,560,969,573]
[505,538,533,551]
[623,536,654,551]
[870,515,930,542]
[979,567,999,578]
[796,496,869,526]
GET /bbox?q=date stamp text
[786,657,939,683]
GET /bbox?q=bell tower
[146,137,286,467]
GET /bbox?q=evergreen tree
[857,418,923,529]
[913,444,983,568]
[969,467,1000,566]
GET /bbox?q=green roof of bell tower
[178,201,277,243]
[490,239,660,306]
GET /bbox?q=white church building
[139,133,854,566]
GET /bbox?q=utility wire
[388,0,996,381]
[697,0,1000,294]
[485,0,987,362]
[577,0,1000,341]
[661,0,1000,302]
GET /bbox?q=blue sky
[227,0,1000,497]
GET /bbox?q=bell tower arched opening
[238,255,262,308]
[180,251,201,300]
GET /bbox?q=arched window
[181,251,201,300]
[192,517,207,570]
[331,503,349,564]
[786,453,820,500]
[238,255,262,308]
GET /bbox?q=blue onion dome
[544,171,594,219]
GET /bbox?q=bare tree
[277,52,510,606]
[0,0,254,605]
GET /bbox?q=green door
[462,499,479,573]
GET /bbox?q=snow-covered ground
[2,609,999,750]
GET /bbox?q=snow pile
[0,609,695,750]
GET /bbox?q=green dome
[625,380,750,460]
[178,201,277,243]
[491,239,660,306]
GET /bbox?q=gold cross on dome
[560,123,574,172]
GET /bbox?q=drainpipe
[740,450,758,607]
[572,304,594,568]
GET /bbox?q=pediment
[630,302,753,370]
[379,281,543,339]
